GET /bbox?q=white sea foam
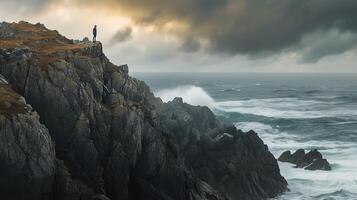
[236,122,356,151]
[155,85,215,106]
[331,121,357,125]
[155,85,357,199]
[215,98,357,119]
[235,121,357,200]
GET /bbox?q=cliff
[0,21,287,200]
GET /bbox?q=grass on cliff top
[0,85,27,116]
[0,22,91,71]
[0,22,83,53]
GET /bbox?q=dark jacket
[93,27,97,37]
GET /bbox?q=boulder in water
[278,150,292,162]
[289,149,306,164]
[278,149,331,171]
[305,158,331,171]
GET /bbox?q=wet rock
[289,149,306,164]
[305,158,331,171]
[278,151,291,162]
[278,149,331,171]
[297,149,323,168]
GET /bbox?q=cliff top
[0,21,103,116]
[0,21,102,69]
[1,21,77,51]
[0,21,95,52]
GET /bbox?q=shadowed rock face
[0,74,55,200]
[0,21,287,200]
[158,98,288,200]
[278,149,331,171]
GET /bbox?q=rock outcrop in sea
[0,21,287,200]
[278,149,331,171]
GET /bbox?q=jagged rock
[278,149,331,171]
[297,149,323,168]
[105,92,125,105]
[52,159,97,200]
[119,64,129,74]
[278,151,291,162]
[289,149,306,164]
[0,79,55,200]
[305,158,331,171]
[0,21,288,200]
[158,99,288,199]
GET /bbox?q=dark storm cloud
[298,30,357,63]
[6,0,357,61]
[179,37,201,53]
[105,0,357,59]
[111,27,132,43]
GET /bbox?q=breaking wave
[155,85,215,106]
[235,121,357,200]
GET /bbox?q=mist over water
[134,72,357,200]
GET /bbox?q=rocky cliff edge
[0,21,287,200]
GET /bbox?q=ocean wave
[155,85,215,106]
[274,89,298,93]
[330,121,357,125]
[235,122,357,153]
[215,98,357,119]
[237,121,357,200]
[313,190,357,200]
[333,95,357,103]
[304,90,322,94]
[220,88,241,92]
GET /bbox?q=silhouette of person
[93,25,97,42]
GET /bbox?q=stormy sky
[1,0,357,72]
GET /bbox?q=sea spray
[156,85,215,106]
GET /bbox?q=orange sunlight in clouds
[40,2,133,41]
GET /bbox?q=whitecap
[214,98,357,119]
[235,121,357,200]
[155,85,215,107]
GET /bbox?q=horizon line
[131,71,357,74]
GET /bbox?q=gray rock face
[158,99,288,200]
[0,21,288,200]
[278,151,291,162]
[0,22,16,39]
[0,77,55,200]
[278,149,331,171]
[53,159,97,200]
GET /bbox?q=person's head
[94,25,97,28]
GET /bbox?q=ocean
[134,72,357,200]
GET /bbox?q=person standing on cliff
[93,25,97,42]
